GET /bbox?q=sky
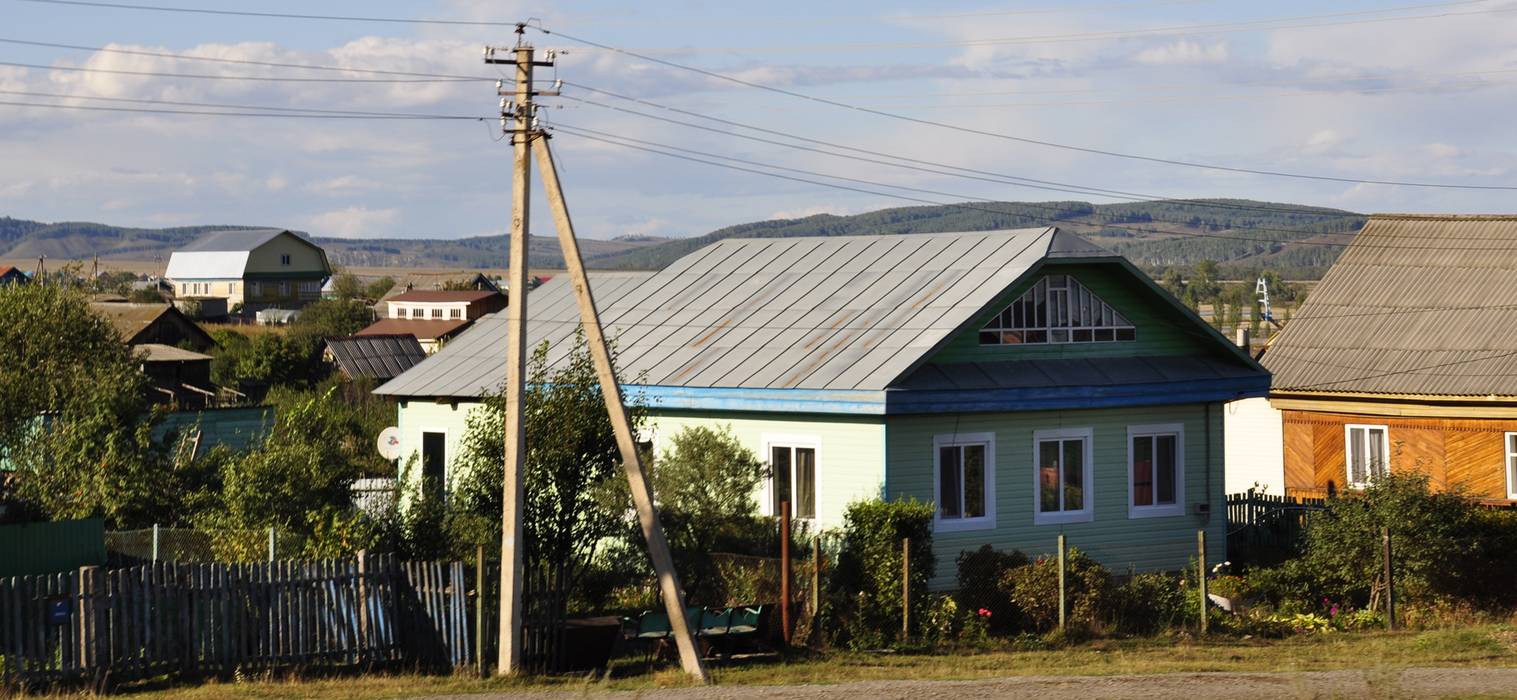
[2,0,1517,241]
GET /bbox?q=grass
[22,625,1510,699]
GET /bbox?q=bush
[831,498,935,649]
[1001,547,1110,634]
[954,544,1027,634]
[1109,572,1188,635]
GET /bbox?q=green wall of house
[930,262,1212,364]
[395,399,477,490]
[885,402,1227,585]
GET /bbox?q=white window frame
[1127,423,1185,519]
[1032,427,1095,525]
[1505,432,1517,500]
[761,433,820,520]
[933,432,996,532]
[1344,423,1389,489]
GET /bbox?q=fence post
[1057,534,1066,633]
[1382,527,1396,631]
[476,544,486,677]
[901,536,911,641]
[811,536,821,619]
[267,527,276,562]
[78,564,106,688]
[780,501,792,645]
[1197,529,1209,635]
[357,549,370,660]
[152,523,160,563]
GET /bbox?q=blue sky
[3,0,1516,241]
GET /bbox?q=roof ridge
[1369,213,1517,221]
[721,226,1053,244]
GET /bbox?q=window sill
[935,517,996,533]
[1128,505,1184,520]
[1033,510,1093,526]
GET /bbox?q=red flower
[977,608,992,618]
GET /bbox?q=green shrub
[1109,572,1188,635]
[954,544,1027,634]
[831,498,935,649]
[1002,547,1110,634]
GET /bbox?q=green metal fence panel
[0,518,106,576]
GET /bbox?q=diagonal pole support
[534,137,710,683]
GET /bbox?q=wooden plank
[1446,428,1507,499]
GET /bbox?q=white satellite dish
[376,426,402,461]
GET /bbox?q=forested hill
[588,199,1364,278]
[1,199,1363,277]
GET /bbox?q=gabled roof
[387,290,501,303]
[165,229,327,280]
[135,344,212,362]
[90,302,214,349]
[378,227,1257,401]
[327,334,427,380]
[380,272,500,301]
[1264,214,1517,397]
[356,317,472,341]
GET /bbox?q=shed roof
[135,344,212,362]
[1264,214,1517,397]
[327,334,427,380]
[378,227,1169,399]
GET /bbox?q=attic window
[280,254,291,266]
[979,274,1135,345]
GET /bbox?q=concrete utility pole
[486,28,709,683]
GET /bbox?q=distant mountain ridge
[0,199,1364,277]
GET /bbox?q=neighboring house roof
[90,302,215,349]
[356,317,472,341]
[387,290,501,303]
[0,266,28,282]
[380,272,500,301]
[164,229,329,280]
[327,334,427,380]
[1264,214,1517,398]
[377,228,1262,409]
[135,343,213,362]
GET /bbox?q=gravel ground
[416,667,1517,700]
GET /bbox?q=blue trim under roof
[629,374,1269,416]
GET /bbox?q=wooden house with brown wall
[1261,214,1517,503]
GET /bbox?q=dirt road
[418,667,1517,699]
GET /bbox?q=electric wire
[0,88,489,118]
[534,26,1517,191]
[0,98,486,119]
[0,59,476,82]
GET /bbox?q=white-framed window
[1344,424,1389,489]
[980,274,1136,346]
[229,282,238,294]
[1505,433,1517,500]
[1033,427,1094,525]
[762,434,818,520]
[934,432,996,532]
[1128,423,1184,518]
[450,307,463,319]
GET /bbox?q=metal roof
[378,227,1129,399]
[1264,214,1517,397]
[356,317,473,340]
[897,355,1261,391]
[177,229,290,252]
[165,229,325,280]
[387,290,501,303]
[135,344,212,362]
[327,335,427,380]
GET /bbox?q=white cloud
[769,204,846,220]
[1134,40,1229,66]
[302,206,401,238]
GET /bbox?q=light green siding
[647,410,886,529]
[930,262,1206,364]
[394,398,479,490]
[886,403,1226,585]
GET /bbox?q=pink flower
[977,608,992,618]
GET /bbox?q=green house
[375,228,1267,582]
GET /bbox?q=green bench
[625,604,769,660]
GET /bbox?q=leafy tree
[365,276,396,300]
[289,299,372,348]
[1158,268,1184,298]
[330,272,366,301]
[128,286,164,303]
[648,425,770,603]
[450,333,643,584]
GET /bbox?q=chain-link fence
[106,526,309,565]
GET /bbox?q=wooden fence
[0,553,472,689]
[1225,490,1328,556]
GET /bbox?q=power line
[1282,349,1517,390]
[534,26,1517,191]
[0,37,495,81]
[0,89,488,118]
[15,0,521,26]
[548,126,1517,252]
[0,98,485,119]
[0,59,476,82]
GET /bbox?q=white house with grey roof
[164,229,333,312]
[377,227,1269,582]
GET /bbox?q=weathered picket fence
[0,553,471,689]
[1225,490,1329,555]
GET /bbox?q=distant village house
[164,229,333,316]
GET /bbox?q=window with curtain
[1345,424,1388,488]
[1035,429,1092,524]
[1506,433,1517,500]
[1129,424,1183,518]
[935,433,995,530]
[770,444,816,519]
